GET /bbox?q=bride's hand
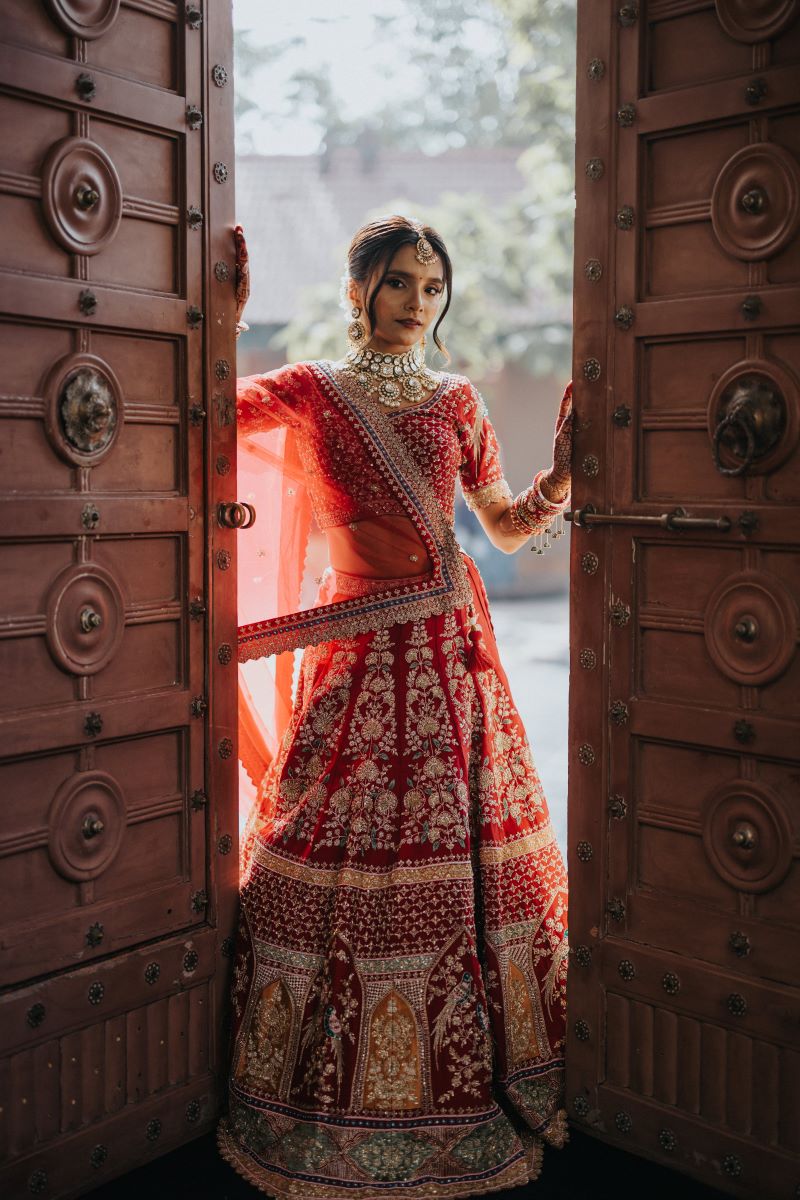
[234,224,250,324]
[540,381,573,502]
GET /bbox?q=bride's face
[357,243,445,354]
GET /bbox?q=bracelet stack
[507,470,570,555]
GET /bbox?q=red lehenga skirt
[218,551,569,1199]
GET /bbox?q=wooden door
[568,3,800,1196]
[0,3,239,1196]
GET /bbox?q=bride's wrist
[538,470,570,504]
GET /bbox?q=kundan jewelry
[415,233,437,265]
[347,305,367,347]
[341,343,439,406]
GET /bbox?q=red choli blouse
[235,362,514,529]
[236,361,514,661]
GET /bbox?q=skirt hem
[216,1119,555,1199]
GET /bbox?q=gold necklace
[340,344,440,407]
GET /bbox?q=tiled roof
[235,147,525,324]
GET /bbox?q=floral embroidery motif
[279,1124,337,1172]
[294,940,360,1109]
[511,1074,561,1124]
[320,629,399,854]
[258,646,357,848]
[474,669,548,828]
[402,619,469,851]
[450,1118,518,1169]
[505,961,539,1067]
[427,934,492,1104]
[349,1131,436,1182]
[229,1098,278,1156]
[363,990,422,1111]
[237,979,293,1093]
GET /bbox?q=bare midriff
[325,514,432,579]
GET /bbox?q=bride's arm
[472,473,569,553]
[459,382,572,555]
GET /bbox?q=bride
[218,213,573,1198]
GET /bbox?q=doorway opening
[233,0,577,850]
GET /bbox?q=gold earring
[348,305,366,346]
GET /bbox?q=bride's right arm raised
[236,366,307,436]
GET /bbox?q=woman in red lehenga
[218,215,573,1199]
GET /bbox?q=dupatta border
[237,362,473,661]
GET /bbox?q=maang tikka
[348,305,366,347]
[415,233,437,266]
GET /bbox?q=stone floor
[87,1125,729,1199]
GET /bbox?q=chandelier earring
[347,305,367,348]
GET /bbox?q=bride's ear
[346,279,364,311]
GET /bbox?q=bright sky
[233,0,416,155]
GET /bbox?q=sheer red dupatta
[236,413,313,797]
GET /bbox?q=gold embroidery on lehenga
[479,826,556,864]
[505,961,539,1067]
[295,948,360,1109]
[237,979,293,1093]
[253,842,473,889]
[427,936,492,1104]
[472,665,548,828]
[252,645,357,851]
[402,619,468,851]
[319,628,399,854]
[363,990,423,1111]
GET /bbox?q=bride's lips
[398,319,422,328]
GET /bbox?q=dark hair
[347,215,452,359]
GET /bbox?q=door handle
[217,501,256,529]
[566,504,731,532]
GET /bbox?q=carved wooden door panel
[569,3,800,1197]
[0,3,239,1196]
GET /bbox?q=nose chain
[341,344,439,406]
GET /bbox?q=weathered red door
[0,3,239,1195]
[568,2,800,1196]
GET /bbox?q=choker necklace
[340,344,439,406]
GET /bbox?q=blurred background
[233,0,575,849]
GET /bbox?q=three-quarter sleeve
[458,384,513,512]
[236,363,307,436]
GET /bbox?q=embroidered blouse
[235,361,514,662]
[236,362,513,527]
